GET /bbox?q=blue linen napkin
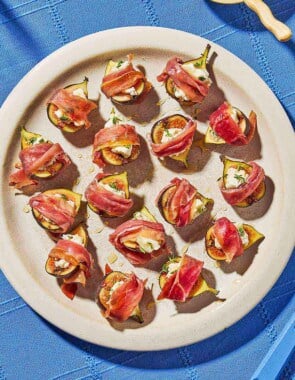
[0,1,294,379]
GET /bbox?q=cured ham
[157,46,211,104]
[47,239,93,300]
[92,124,140,167]
[157,178,212,227]
[29,190,81,233]
[48,87,97,130]
[99,267,145,322]
[158,255,204,302]
[207,217,243,263]
[9,141,71,189]
[85,172,133,217]
[151,119,196,158]
[209,102,256,145]
[101,54,151,103]
[109,219,168,265]
[220,161,265,205]
[157,57,210,102]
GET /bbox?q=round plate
[0,27,294,351]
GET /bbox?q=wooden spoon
[211,0,292,41]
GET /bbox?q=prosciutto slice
[157,178,197,227]
[102,273,145,321]
[209,102,256,145]
[212,217,243,263]
[101,56,145,98]
[220,162,265,205]
[29,193,76,233]
[85,174,133,217]
[49,239,93,299]
[92,124,140,167]
[157,57,210,102]
[158,255,203,302]
[9,143,71,189]
[151,119,196,158]
[109,219,167,265]
[49,88,97,129]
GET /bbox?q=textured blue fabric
[1,0,294,379]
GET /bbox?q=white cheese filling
[109,280,124,298]
[166,261,180,277]
[214,238,222,250]
[161,128,183,143]
[182,63,212,84]
[99,182,125,198]
[136,236,161,253]
[62,233,83,245]
[31,136,46,145]
[54,259,70,269]
[235,223,249,246]
[192,198,206,219]
[124,86,138,97]
[72,88,86,99]
[174,86,190,101]
[109,60,129,74]
[111,145,132,158]
[225,167,249,189]
[54,88,86,126]
[54,194,75,208]
[229,107,239,123]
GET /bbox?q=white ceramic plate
[0,27,294,351]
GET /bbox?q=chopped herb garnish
[60,194,68,200]
[60,115,69,121]
[238,227,245,236]
[234,174,246,183]
[164,128,172,137]
[112,116,122,124]
[139,246,146,254]
[125,144,131,148]
[199,76,206,81]
[28,137,37,144]
[109,182,118,191]
[194,61,201,67]
[116,60,124,68]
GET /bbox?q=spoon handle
[244,0,292,41]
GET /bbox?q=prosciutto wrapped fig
[47,77,97,132]
[157,45,211,105]
[109,206,169,265]
[205,217,264,263]
[101,54,151,104]
[9,127,71,189]
[85,172,133,217]
[157,178,213,227]
[98,265,145,322]
[205,102,256,145]
[92,109,140,167]
[219,156,266,207]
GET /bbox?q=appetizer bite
[47,77,97,132]
[45,224,93,300]
[158,254,217,302]
[92,109,140,167]
[9,127,71,189]
[29,189,81,234]
[205,217,264,263]
[85,172,133,217]
[109,206,169,265]
[219,157,266,207]
[205,102,256,145]
[157,45,211,105]
[150,114,196,166]
[100,54,151,104]
[157,178,213,227]
[98,264,145,322]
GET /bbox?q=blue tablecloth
[1,1,294,379]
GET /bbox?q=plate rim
[0,26,294,351]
